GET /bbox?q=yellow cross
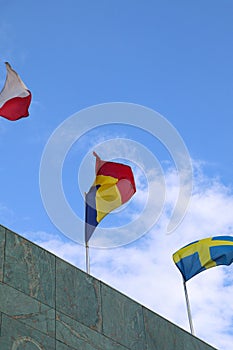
[173,237,233,269]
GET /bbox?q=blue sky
[1,1,233,349]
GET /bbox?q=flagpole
[85,241,90,274]
[183,278,194,335]
[84,192,90,275]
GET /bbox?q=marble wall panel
[101,283,146,350]
[56,311,129,350]
[56,340,77,350]
[56,258,102,332]
[143,307,217,350]
[4,229,55,307]
[0,282,55,337]
[0,314,55,350]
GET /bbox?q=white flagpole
[183,278,194,335]
[85,241,90,274]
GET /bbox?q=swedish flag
[173,236,233,281]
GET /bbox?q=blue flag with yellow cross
[173,236,233,281]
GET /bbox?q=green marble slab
[101,283,146,350]
[143,307,217,350]
[56,311,129,350]
[0,314,55,349]
[56,258,102,331]
[0,282,55,337]
[0,225,5,282]
[56,340,77,350]
[4,228,55,307]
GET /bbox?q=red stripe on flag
[97,162,136,192]
[116,179,136,204]
[0,92,31,121]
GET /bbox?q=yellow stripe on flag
[95,175,122,222]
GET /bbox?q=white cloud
[27,161,233,350]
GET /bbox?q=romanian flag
[173,236,233,281]
[85,152,136,243]
[0,62,31,121]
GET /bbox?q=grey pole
[85,241,90,274]
[183,278,194,335]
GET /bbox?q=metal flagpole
[85,241,90,274]
[84,192,90,275]
[183,278,194,335]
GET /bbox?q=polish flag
[0,62,32,121]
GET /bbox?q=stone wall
[0,225,216,350]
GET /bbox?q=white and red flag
[0,62,32,121]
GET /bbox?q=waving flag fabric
[0,62,31,121]
[85,152,136,243]
[173,236,233,281]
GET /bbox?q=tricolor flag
[173,236,233,281]
[85,152,136,243]
[0,62,32,121]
